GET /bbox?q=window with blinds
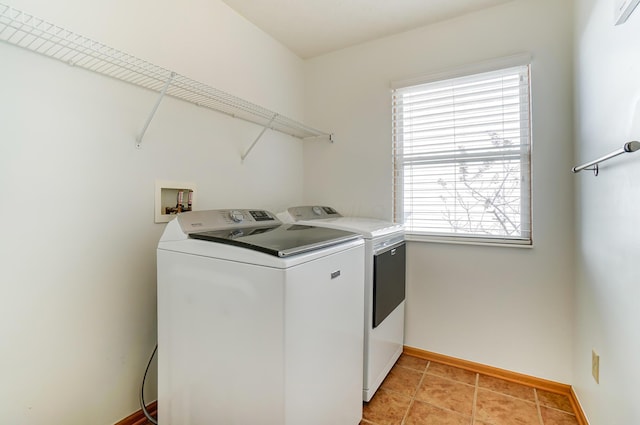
[392,64,532,245]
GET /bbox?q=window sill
[405,234,534,249]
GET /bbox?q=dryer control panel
[285,205,342,221]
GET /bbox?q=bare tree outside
[435,133,522,237]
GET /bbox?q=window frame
[392,55,533,247]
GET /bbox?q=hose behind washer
[140,344,158,425]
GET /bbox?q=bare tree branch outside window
[435,133,522,236]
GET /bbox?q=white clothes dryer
[157,209,365,425]
[278,206,405,402]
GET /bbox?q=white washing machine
[278,206,405,402]
[157,209,365,425]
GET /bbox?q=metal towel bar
[572,141,640,176]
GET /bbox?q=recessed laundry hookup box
[154,180,196,223]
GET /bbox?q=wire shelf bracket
[241,113,277,162]
[0,3,333,156]
[572,141,640,176]
[137,72,175,148]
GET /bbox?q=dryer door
[372,242,406,328]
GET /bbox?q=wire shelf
[0,3,332,147]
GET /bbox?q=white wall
[0,1,306,424]
[573,0,640,423]
[13,0,637,423]
[304,0,575,382]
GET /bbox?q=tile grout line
[399,360,430,425]
[534,388,544,425]
[478,386,539,404]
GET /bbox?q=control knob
[229,210,244,223]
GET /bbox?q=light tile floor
[361,354,580,425]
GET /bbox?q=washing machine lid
[280,206,403,239]
[171,209,360,258]
[190,224,360,258]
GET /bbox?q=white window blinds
[392,64,532,245]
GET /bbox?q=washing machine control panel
[229,210,245,223]
[177,209,280,233]
[286,206,342,221]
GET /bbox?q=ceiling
[222,0,515,59]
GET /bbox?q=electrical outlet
[592,350,600,384]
